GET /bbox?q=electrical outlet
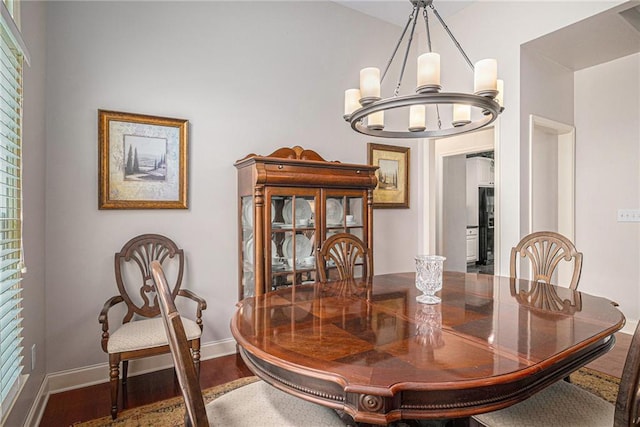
[31,344,36,371]
[617,209,640,222]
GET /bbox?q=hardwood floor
[39,332,630,426]
[39,353,253,426]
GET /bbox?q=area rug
[72,376,259,427]
[569,367,620,404]
[74,368,619,426]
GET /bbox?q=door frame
[528,115,576,241]
[426,124,500,275]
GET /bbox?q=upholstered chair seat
[473,380,613,427]
[206,380,346,426]
[107,316,201,353]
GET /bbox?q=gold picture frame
[98,110,188,209]
[368,143,410,209]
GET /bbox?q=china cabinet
[235,146,378,300]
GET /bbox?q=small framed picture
[98,110,188,209]
[368,143,410,209]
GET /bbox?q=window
[0,0,28,420]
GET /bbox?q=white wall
[43,1,423,375]
[520,47,575,237]
[442,154,467,271]
[574,53,640,322]
[531,129,559,232]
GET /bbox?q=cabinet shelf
[236,146,378,299]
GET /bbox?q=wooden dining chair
[317,233,372,282]
[510,231,583,290]
[150,260,347,426]
[473,324,640,427]
[98,234,207,419]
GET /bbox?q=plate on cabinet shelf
[283,199,313,224]
[242,198,253,228]
[245,239,278,265]
[243,200,276,227]
[326,198,343,225]
[349,198,362,223]
[245,238,254,264]
[282,234,313,259]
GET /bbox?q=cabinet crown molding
[236,146,334,164]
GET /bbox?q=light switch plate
[617,209,640,222]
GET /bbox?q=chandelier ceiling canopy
[343,0,504,139]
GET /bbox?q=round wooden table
[231,272,624,425]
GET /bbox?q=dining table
[230,271,625,425]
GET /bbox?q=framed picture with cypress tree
[98,110,188,209]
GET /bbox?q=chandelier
[343,0,504,139]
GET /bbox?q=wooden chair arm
[98,295,124,353]
[177,289,207,329]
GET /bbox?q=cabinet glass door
[322,193,367,280]
[325,194,365,240]
[240,196,255,297]
[269,193,317,290]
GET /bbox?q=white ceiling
[334,0,474,28]
[525,3,640,71]
[336,1,640,71]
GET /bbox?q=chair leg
[108,354,120,420]
[122,360,129,386]
[192,341,201,379]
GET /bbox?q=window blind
[0,0,25,418]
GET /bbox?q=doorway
[434,127,498,274]
[528,115,575,284]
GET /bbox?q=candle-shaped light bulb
[474,59,498,97]
[409,105,426,132]
[452,104,471,127]
[360,67,381,105]
[344,88,361,119]
[417,52,441,93]
[367,110,384,130]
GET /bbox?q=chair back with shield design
[115,234,184,322]
[317,233,372,282]
[510,231,583,290]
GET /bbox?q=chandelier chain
[394,6,421,97]
[381,6,417,84]
[429,3,474,70]
[423,8,432,53]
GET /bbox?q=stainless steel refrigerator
[478,186,494,265]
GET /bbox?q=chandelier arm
[381,6,417,84]
[429,4,474,70]
[435,104,442,130]
[393,5,421,97]
[423,8,432,53]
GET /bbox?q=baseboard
[621,319,637,335]
[25,338,237,427]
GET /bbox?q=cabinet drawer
[261,163,377,188]
[466,228,478,236]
